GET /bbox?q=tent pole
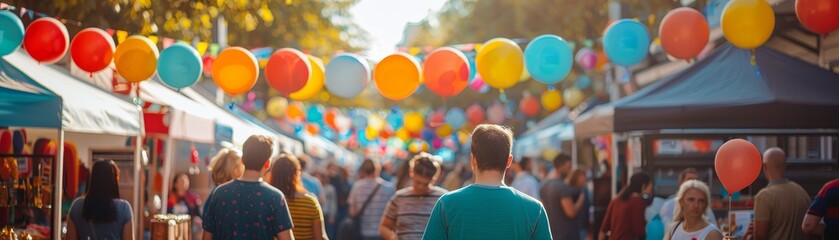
[611,133,618,197]
[133,105,145,240]
[160,136,175,213]
[572,139,578,169]
[54,129,64,240]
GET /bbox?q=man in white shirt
[511,156,540,199]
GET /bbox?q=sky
[350,0,448,61]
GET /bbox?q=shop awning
[0,55,61,128]
[139,81,216,143]
[2,50,141,136]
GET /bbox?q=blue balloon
[576,75,592,89]
[325,54,370,98]
[466,52,477,83]
[421,128,435,142]
[0,11,24,56]
[306,105,325,124]
[445,108,466,130]
[351,109,368,130]
[524,34,573,84]
[157,42,202,89]
[387,107,404,129]
[603,19,650,67]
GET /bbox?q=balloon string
[750,49,757,66]
[728,194,733,239]
[499,89,508,103]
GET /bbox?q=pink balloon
[429,110,445,128]
[487,103,506,124]
[575,48,597,71]
[432,138,442,149]
[470,74,486,90]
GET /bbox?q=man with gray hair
[748,147,811,240]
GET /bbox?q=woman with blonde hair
[664,180,722,240]
[270,153,328,240]
[207,148,244,185]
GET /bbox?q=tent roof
[139,81,216,143]
[614,43,839,132]
[2,50,141,136]
[0,55,61,128]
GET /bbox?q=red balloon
[23,17,69,64]
[466,104,485,125]
[70,28,115,73]
[796,0,839,36]
[715,139,762,194]
[429,110,445,128]
[423,47,470,97]
[266,48,310,95]
[519,95,541,117]
[0,130,10,153]
[659,8,710,60]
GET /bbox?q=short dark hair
[242,135,274,171]
[471,124,513,172]
[298,154,311,171]
[410,152,441,179]
[552,153,572,169]
[359,158,378,176]
[519,157,533,172]
[679,168,699,184]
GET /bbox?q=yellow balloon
[564,88,585,108]
[374,53,422,101]
[368,115,385,131]
[290,55,325,100]
[721,0,775,49]
[396,128,411,142]
[436,124,452,138]
[476,38,523,90]
[404,112,424,134]
[519,64,530,82]
[541,89,563,112]
[114,36,158,83]
[266,97,288,118]
[212,47,259,96]
[365,127,379,141]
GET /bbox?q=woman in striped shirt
[379,152,448,240]
[270,153,328,240]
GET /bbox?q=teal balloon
[445,108,466,129]
[603,19,650,67]
[524,34,573,84]
[576,75,592,89]
[157,42,202,89]
[387,107,404,129]
[0,11,24,56]
[306,105,325,124]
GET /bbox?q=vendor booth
[0,49,143,240]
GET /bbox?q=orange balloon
[714,139,762,194]
[659,8,710,60]
[519,95,541,117]
[212,47,259,96]
[324,108,338,130]
[306,123,320,135]
[374,53,422,100]
[423,47,470,97]
[286,102,305,122]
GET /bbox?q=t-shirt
[512,172,540,199]
[422,184,552,240]
[347,178,396,238]
[753,179,811,240]
[302,173,325,203]
[541,178,577,240]
[600,195,648,240]
[807,178,839,239]
[203,179,293,239]
[384,186,448,240]
[288,194,324,240]
[69,197,133,240]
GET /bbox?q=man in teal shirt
[423,124,552,240]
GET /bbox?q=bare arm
[66,217,78,240]
[313,219,326,240]
[274,229,294,240]
[597,231,607,240]
[123,219,135,240]
[561,192,586,218]
[753,220,768,240]
[380,216,398,240]
[202,232,213,240]
[801,214,824,235]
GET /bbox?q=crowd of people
[62,124,838,240]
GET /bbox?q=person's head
[678,168,700,185]
[172,173,190,195]
[673,180,712,222]
[208,148,244,185]
[242,135,274,173]
[470,124,514,173]
[762,147,786,180]
[83,160,120,223]
[358,158,380,179]
[518,157,533,173]
[567,169,587,188]
[552,154,573,178]
[409,152,442,191]
[269,153,306,198]
[619,172,653,201]
[298,154,311,172]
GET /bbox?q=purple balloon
[575,48,598,71]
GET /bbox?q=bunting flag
[105,28,115,37]
[116,30,128,44]
[19,7,24,17]
[162,38,175,49]
[148,35,159,45]
[209,44,220,57]
[196,41,209,56]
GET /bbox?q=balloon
[796,0,839,36]
[0,11,24,56]
[265,97,288,118]
[603,19,650,67]
[158,42,202,89]
[306,123,320,135]
[487,103,506,124]
[306,105,325,124]
[575,48,597,71]
[368,115,385,131]
[70,28,115,74]
[428,110,445,128]
[715,139,762,194]
[469,74,486,91]
[352,109,369,130]
[524,34,573,84]
[432,138,443,150]
[11,130,24,154]
[365,127,379,141]
[541,89,563,112]
[519,95,541,117]
[114,36,159,83]
[324,108,338,130]
[290,56,325,100]
[722,0,775,49]
[423,48,470,97]
[445,108,467,130]
[436,124,453,138]
[659,8,710,60]
[421,128,435,142]
[404,112,424,134]
[334,115,351,133]
[576,75,592,89]
[519,66,531,82]
[375,53,422,100]
[466,104,485,125]
[266,48,310,95]
[564,88,585,108]
[408,140,429,154]
[0,131,9,153]
[396,128,411,142]
[212,47,259,96]
[325,54,370,98]
[476,38,523,90]
[387,108,404,130]
[23,17,68,64]
[286,102,305,121]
